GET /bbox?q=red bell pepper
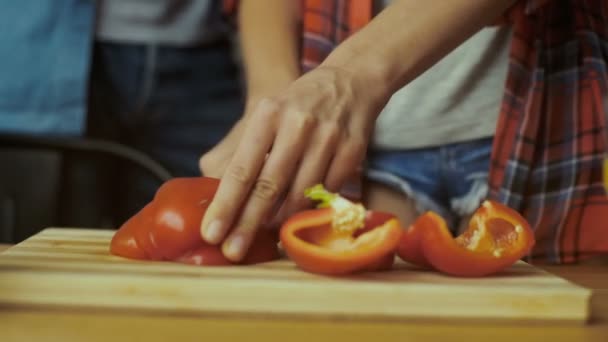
[397,200,535,277]
[280,185,404,275]
[395,214,432,269]
[110,177,279,266]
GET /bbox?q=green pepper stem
[304,184,338,208]
[304,184,366,233]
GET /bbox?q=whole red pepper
[110,177,279,266]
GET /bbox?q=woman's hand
[199,0,518,262]
[200,64,388,262]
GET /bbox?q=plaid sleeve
[301,0,372,71]
[489,0,608,264]
[521,0,552,13]
[496,0,552,24]
[222,0,238,15]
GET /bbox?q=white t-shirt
[371,1,512,149]
[95,0,228,46]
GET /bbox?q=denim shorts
[365,137,493,229]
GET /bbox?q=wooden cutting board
[0,228,592,323]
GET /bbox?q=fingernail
[224,235,244,261]
[203,220,224,243]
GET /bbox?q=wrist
[247,69,299,98]
[320,48,394,118]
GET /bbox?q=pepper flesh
[397,200,535,277]
[280,185,403,275]
[395,214,432,268]
[110,177,279,266]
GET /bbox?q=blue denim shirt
[0,0,95,136]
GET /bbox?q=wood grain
[0,228,593,324]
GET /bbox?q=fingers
[199,149,230,178]
[199,66,374,263]
[325,137,368,192]
[220,110,314,261]
[269,123,341,226]
[200,100,278,245]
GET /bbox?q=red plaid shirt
[225,0,608,264]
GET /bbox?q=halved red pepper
[395,214,432,269]
[110,177,279,266]
[280,185,404,275]
[397,200,535,277]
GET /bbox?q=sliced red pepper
[397,200,535,277]
[280,185,403,275]
[110,177,279,266]
[395,214,432,268]
[357,211,400,271]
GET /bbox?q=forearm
[322,0,516,110]
[238,0,300,102]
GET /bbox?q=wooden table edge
[1,242,606,341]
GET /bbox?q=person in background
[0,0,244,226]
[200,0,608,265]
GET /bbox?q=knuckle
[252,178,281,202]
[198,155,210,173]
[259,107,278,123]
[257,96,280,110]
[320,82,337,99]
[258,110,278,125]
[227,165,253,185]
[315,74,339,98]
[294,112,317,131]
[254,97,281,119]
[199,154,218,177]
